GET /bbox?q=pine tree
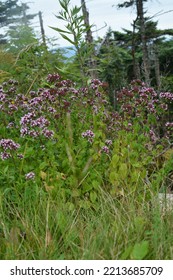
[0,0,37,45]
[117,0,150,84]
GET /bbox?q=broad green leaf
[120,245,133,260]
[131,170,140,183]
[39,162,47,170]
[3,165,9,174]
[119,163,128,179]
[111,154,119,167]
[90,191,97,203]
[82,183,93,193]
[92,180,99,189]
[131,241,149,260]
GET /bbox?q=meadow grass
[1,182,173,260]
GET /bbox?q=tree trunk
[38,11,46,46]
[80,0,97,78]
[136,0,150,85]
[132,18,141,79]
[153,44,161,89]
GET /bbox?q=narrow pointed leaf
[60,33,75,45]
[49,26,72,34]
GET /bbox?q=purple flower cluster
[47,73,61,83]
[0,139,20,150]
[165,122,173,129]
[82,130,95,143]
[101,146,109,154]
[20,112,36,126]
[0,92,6,101]
[1,152,11,160]
[25,172,35,180]
[30,117,50,128]
[160,92,173,102]
[105,139,112,146]
[20,112,54,139]
[115,81,173,142]
[42,128,54,138]
[0,139,21,160]
[149,129,158,143]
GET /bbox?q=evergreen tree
[115,0,173,87]
[0,0,37,45]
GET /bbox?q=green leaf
[59,0,70,12]
[49,26,72,34]
[109,172,117,182]
[119,163,128,179]
[120,245,133,260]
[111,154,119,167]
[60,33,75,45]
[55,15,66,21]
[131,241,149,260]
[39,162,47,170]
[71,6,81,16]
[92,180,100,189]
[90,191,97,203]
[82,183,93,193]
[3,166,9,174]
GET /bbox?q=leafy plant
[50,0,96,83]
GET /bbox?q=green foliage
[1,0,173,261]
[131,241,149,260]
[0,47,15,82]
[5,25,38,54]
[50,0,96,84]
[109,130,150,198]
[0,0,37,45]
[0,73,173,259]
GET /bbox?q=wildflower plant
[0,74,173,209]
[0,73,173,260]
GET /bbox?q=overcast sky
[21,0,173,46]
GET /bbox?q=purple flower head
[93,105,98,114]
[101,146,109,154]
[82,130,95,138]
[25,172,35,180]
[30,90,37,97]
[20,112,35,126]
[28,130,40,138]
[0,92,6,101]
[82,130,95,143]
[8,104,18,111]
[17,154,24,159]
[0,139,20,151]
[7,122,15,129]
[105,139,112,146]
[160,103,168,111]
[20,127,28,137]
[31,116,49,128]
[165,122,173,129]
[41,90,52,100]
[29,97,42,106]
[0,152,11,160]
[160,92,173,102]
[149,129,158,143]
[47,73,61,83]
[48,107,56,113]
[91,79,102,88]
[42,129,54,139]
